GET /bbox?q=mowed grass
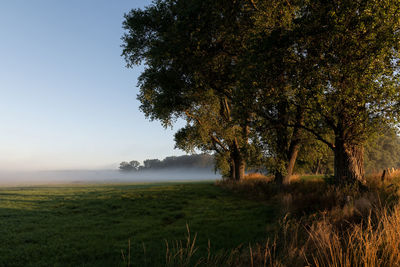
[0,181,279,267]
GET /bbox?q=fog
[0,168,221,186]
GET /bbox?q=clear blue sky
[0,0,186,171]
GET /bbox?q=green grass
[0,181,279,266]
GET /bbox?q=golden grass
[203,202,400,266]
[243,173,300,183]
[288,174,301,183]
[213,177,400,266]
[305,204,400,267]
[391,168,400,177]
[368,168,400,184]
[244,172,273,181]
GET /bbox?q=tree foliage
[364,128,400,173]
[122,0,400,185]
[293,0,400,184]
[122,0,263,180]
[119,161,137,171]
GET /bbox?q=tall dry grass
[305,205,400,267]
[215,176,400,266]
[164,224,199,267]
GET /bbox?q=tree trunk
[282,105,303,184]
[274,100,289,184]
[334,136,366,186]
[284,144,300,184]
[231,145,246,181]
[314,159,321,175]
[275,170,284,184]
[232,150,245,181]
[229,158,236,181]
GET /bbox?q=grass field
[0,181,279,266]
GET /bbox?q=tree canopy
[122,0,400,185]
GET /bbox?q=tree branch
[185,110,228,152]
[248,0,259,10]
[211,134,228,152]
[211,139,223,155]
[287,123,335,150]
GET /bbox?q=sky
[0,0,186,171]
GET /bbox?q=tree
[239,0,314,184]
[286,0,400,185]
[119,160,141,171]
[129,160,140,171]
[119,161,134,171]
[122,0,300,181]
[143,159,162,169]
[249,0,400,185]
[122,0,261,180]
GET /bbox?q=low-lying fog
[0,168,221,186]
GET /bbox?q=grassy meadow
[2,174,400,266]
[0,181,279,266]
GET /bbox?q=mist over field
[0,168,221,186]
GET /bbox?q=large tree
[241,0,314,184]
[291,0,400,185]
[122,0,259,180]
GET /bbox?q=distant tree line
[122,0,400,186]
[119,154,214,172]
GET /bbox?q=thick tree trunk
[334,136,366,186]
[228,145,245,181]
[275,170,284,184]
[234,156,245,181]
[232,149,245,181]
[229,158,236,181]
